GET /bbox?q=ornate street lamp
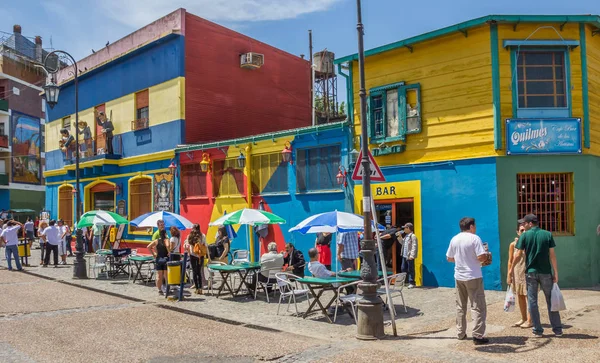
[349,148,360,169]
[237,151,246,169]
[200,153,211,173]
[42,50,87,279]
[336,166,348,187]
[168,161,177,175]
[281,141,293,164]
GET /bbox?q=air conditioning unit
[240,52,264,69]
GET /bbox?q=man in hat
[509,214,562,338]
[96,111,114,155]
[401,222,418,288]
[78,121,92,157]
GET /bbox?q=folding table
[296,276,358,323]
[129,255,155,284]
[209,262,261,298]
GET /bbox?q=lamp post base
[356,239,385,340]
[72,229,88,279]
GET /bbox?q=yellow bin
[18,243,31,257]
[167,261,182,285]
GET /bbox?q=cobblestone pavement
[1,250,599,362]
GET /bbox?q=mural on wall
[10,111,41,184]
[154,173,174,212]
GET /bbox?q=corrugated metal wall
[184,13,312,144]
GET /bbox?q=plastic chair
[334,280,362,323]
[206,261,228,295]
[92,254,108,279]
[232,250,250,264]
[275,272,311,315]
[377,272,408,314]
[254,267,281,302]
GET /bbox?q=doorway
[374,199,414,273]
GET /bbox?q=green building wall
[9,189,45,214]
[497,155,600,288]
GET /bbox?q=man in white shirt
[40,220,61,267]
[308,248,351,279]
[1,220,23,271]
[446,217,491,345]
[24,218,35,244]
[259,242,284,282]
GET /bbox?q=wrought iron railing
[131,117,149,131]
[0,134,8,148]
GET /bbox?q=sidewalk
[2,249,600,362]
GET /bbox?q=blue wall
[0,190,10,210]
[47,35,185,121]
[377,157,501,290]
[45,119,184,171]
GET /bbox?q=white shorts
[58,238,66,256]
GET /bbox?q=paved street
[1,250,600,362]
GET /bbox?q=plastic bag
[551,283,567,311]
[504,286,515,312]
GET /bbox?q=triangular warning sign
[351,149,386,182]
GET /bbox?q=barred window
[251,153,288,194]
[517,51,566,109]
[296,145,341,192]
[180,163,207,198]
[213,159,244,196]
[517,173,574,234]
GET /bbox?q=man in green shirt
[151,219,168,241]
[509,214,562,337]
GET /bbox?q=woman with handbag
[184,224,208,294]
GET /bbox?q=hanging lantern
[43,79,60,109]
[281,141,293,164]
[168,161,177,175]
[336,166,347,187]
[237,151,246,169]
[349,148,360,167]
[200,153,211,173]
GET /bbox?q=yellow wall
[352,25,495,165]
[45,77,185,153]
[586,24,600,155]
[354,181,423,286]
[497,23,583,150]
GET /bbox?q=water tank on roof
[313,51,335,75]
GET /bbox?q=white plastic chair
[377,272,408,314]
[232,250,250,264]
[92,254,108,279]
[206,261,227,295]
[333,280,362,323]
[275,273,311,315]
[254,267,281,302]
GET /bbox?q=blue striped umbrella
[129,211,194,230]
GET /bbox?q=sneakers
[158,290,164,295]
[473,337,489,345]
[457,334,467,340]
[554,331,563,337]
[408,284,415,289]
[532,331,543,338]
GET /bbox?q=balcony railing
[0,99,8,112]
[62,134,123,163]
[0,134,8,148]
[131,118,149,131]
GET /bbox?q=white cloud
[97,0,343,28]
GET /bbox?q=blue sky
[2,0,599,100]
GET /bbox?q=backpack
[193,242,208,257]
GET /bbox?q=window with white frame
[368,82,421,143]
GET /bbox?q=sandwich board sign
[351,149,386,182]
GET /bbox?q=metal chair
[275,272,311,315]
[206,261,227,295]
[334,280,362,323]
[254,267,281,302]
[377,272,408,314]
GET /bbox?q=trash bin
[18,243,31,257]
[167,261,182,285]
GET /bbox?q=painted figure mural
[10,111,41,184]
[154,173,174,212]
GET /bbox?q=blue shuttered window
[296,145,341,192]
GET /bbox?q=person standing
[34,217,40,238]
[92,223,102,251]
[38,220,48,265]
[337,231,359,271]
[212,226,230,264]
[446,217,490,345]
[2,220,23,271]
[507,222,531,328]
[40,220,61,267]
[380,225,400,270]
[169,226,181,255]
[57,220,68,264]
[24,217,35,245]
[509,214,562,337]
[184,224,208,294]
[401,223,418,288]
[148,229,170,295]
[96,111,114,155]
[315,232,332,270]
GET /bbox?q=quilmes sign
[506,118,582,155]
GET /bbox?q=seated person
[283,242,306,277]
[259,242,284,284]
[308,248,351,279]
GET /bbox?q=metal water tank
[313,51,335,74]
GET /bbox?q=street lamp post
[42,50,87,279]
[355,0,384,339]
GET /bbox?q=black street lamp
[355,0,384,339]
[237,151,246,169]
[42,50,87,279]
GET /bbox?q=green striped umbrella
[209,208,285,226]
[77,210,128,229]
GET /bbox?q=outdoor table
[95,249,129,278]
[209,262,261,298]
[337,270,390,279]
[296,276,358,323]
[129,255,155,284]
